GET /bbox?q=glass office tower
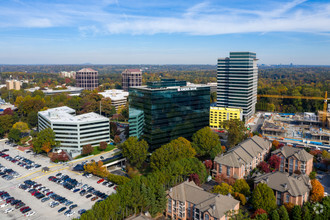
[217,52,258,120]
[129,79,210,149]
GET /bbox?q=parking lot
[0,140,117,219]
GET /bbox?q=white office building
[38,106,110,155]
[99,89,128,110]
[217,52,258,119]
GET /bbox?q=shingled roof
[254,172,311,197]
[272,146,313,162]
[168,181,239,219]
[214,136,271,168]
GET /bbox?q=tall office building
[217,52,258,119]
[122,69,142,91]
[6,80,20,90]
[76,68,98,90]
[129,79,210,149]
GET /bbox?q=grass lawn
[74,144,116,159]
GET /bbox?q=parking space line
[15,170,42,180]
[31,167,69,180]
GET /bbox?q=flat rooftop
[39,106,109,123]
[99,89,128,101]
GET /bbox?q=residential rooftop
[272,145,313,162]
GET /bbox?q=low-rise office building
[38,106,110,156]
[272,145,313,175]
[99,89,128,110]
[166,181,240,220]
[254,172,311,206]
[209,107,243,129]
[212,136,271,179]
[6,80,20,90]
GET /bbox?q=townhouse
[271,145,313,175]
[212,136,271,179]
[166,181,239,220]
[254,172,311,206]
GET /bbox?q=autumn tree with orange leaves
[310,179,324,202]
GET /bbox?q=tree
[192,127,221,159]
[213,182,233,195]
[0,114,14,133]
[82,144,93,156]
[309,171,316,180]
[233,179,250,196]
[278,205,290,220]
[252,183,277,213]
[110,122,119,138]
[8,128,21,142]
[114,135,121,144]
[120,137,149,169]
[221,119,247,148]
[272,140,280,149]
[189,173,200,186]
[13,122,29,133]
[84,161,109,177]
[252,209,267,218]
[233,192,247,205]
[269,155,281,170]
[284,202,294,214]
[32,128,58,153]
[258,161,270,173]
[292,205,302,220]
[99,142,107,151]
[41,142,52,153]
[210,92,217,103]
[270,210,280,220]
[255,213,268,220]
[0,126,5,138]
[310,179,324,202]
[150,137,196,170]
[302,205,311,220]
[204,160,213,171]
[27,111,38,128]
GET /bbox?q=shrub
[107,173,130,185]
[99,142,107,151]
[252,209,267,218]
[233,192,247,205]
[284,202,294,214]
[310,179,324,202]
[82,144,93,156]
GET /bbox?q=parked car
[58,207,67,213]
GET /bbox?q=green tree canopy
[221,119,247,148]
[278,205,290,220]
[233,179,251,197]
[271,210,280,220]
[292,205,302,220]
[8,128,21,142]
[0,114,14,133]
[213,182,233,195]
[32,128,58,153]
[252,183,277,213]
[150,137,196,170]
[192,127,221,159]
[27,111,38,128]
[12,122,29,133]
[120,137,149,169]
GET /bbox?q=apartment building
[122,69,142,91]
[209,107,243,129]
[212,136,271,179]
[38,106,110,155]
[76,68,98,90]
[166,181,239,220]
[254,172,311,206]
[217,52,258,119]
[272,145,313,175]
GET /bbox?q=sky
[0,0,330,65]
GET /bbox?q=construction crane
[257,91,329,128]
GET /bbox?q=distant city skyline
[0,0,330,65]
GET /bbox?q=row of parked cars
[0,162,19,180]
[0,150,41,171]
[0,190,35,216]
[20,179,86,217]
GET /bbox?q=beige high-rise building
[76,68,98,90]
[6,80,20,90]
[121,69,142,91]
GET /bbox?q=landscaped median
[74,144,116,160]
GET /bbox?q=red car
[97,179,104,184]
[20,206,29,212]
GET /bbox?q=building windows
[168,198,172,213]
[286,194,290,203]
[187,202,191,217]
[219,164,222,174]
[205,213,209,220]
[277,192,282,205]
[295,160,298,172]
[301,162,306,174]
[289,158,293,174]
[227,167,230,177]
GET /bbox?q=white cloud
[0,0,330,36]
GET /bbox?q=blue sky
[0,0,330,64]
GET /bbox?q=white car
[1,203,9,208]
[4,208,14,213]
[66,211,75,217]
[25,211,35,217]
